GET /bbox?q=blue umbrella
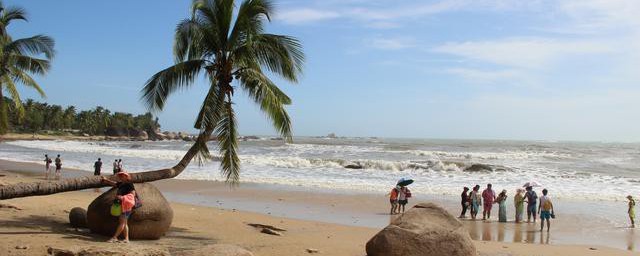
[397,178,414,186]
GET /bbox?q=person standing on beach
[101,172,136,243]
[44,154,52,180]
[538,189,554,232]
[459,187,470,218]
[388,186,399,214]
[94,158,102,176]
[113,159,119,174]
[628,195,636,228]
[117,159,123,173]
[470,185,482,220]
[397,185,411,213]
[496,189,508,222]
[54,154,62,180]
[482,184,496,220]
[525,186,538,223]
[514,188,525,223]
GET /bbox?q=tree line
[3,97,160,135]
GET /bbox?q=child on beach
[459,187,470,218]
[514,188,525,223]
[538,189,554,232]
[497,189,508,222]
[482,184,496,220]
[54,154,62,180]
[628,195,636,228]
[470,185,482,220]
[389,186,399,215]
[525,186,538,223]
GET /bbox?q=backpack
[405,188,412,198]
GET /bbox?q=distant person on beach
[497,189,508,222]
[94,158,102,176]
[101,172,137,243]
[118,159,123,172]
[538,189,554,232]
[470,185,482,220]
[628,195,636,228]
[113,159,117,174]
[397,185,411,213]
[54,154,62,180]
[44,154,52,180]
[482,184,496,220]
[459,187,470,218]
[389,186,399,215]
[525,186,538,223]
[514,188,525,223]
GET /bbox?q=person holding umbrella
[525,185,539,223]
[396,178,413,214]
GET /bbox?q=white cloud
[444,68,524,84]
[369,37,417,50]
[433,38,613,69]
[276,8,340,24]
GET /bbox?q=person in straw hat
[101,171,137,243]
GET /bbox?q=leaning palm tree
[0,1,55,134]
[0,0,302,199]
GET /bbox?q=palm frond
[9,67,45,98]
[194,76,226,130]
[237,68,292,141]
[141,60,206,111]
[6,35,55,59]
[214,101,240,184]
[228,0,273,49]
[245,34,304,82]
[1,74,24,117]
[174,18,206,62]
[1,6,27,29]
[11,55,50,75]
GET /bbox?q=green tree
[0,0,303,199]
[143,0,303,183]
[0,1,55,134]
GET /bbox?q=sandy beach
[0,159,637,256]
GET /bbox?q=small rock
[306,248,319,253]
[589,247,598,250]
[261,228,282,236]
[15,245,28,249]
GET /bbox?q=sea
[0,137,638,202]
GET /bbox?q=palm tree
[0,1,55,134]
[0,0,302,199]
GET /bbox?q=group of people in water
[459,184,555,232]
[43,154,63,180]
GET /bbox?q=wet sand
[0,159,638,255]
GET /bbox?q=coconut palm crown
[142,0,304,183]
[0,1,55,134]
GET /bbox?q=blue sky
[8,0,640,141]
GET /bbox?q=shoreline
[0,159,638,255]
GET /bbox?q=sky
[7,0,640,142]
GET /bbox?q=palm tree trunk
[0,88,8,135]
[0,130,211,200]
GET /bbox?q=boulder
[86,183,173,240]
[365,203,476,256]
[175,244,254,256]
[68,207,88,228]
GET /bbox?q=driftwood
[247,223,286,231]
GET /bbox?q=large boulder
[86,183,173,240]
[68,207,88,228]
[175,244,254,256]
[366,203,476,256]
